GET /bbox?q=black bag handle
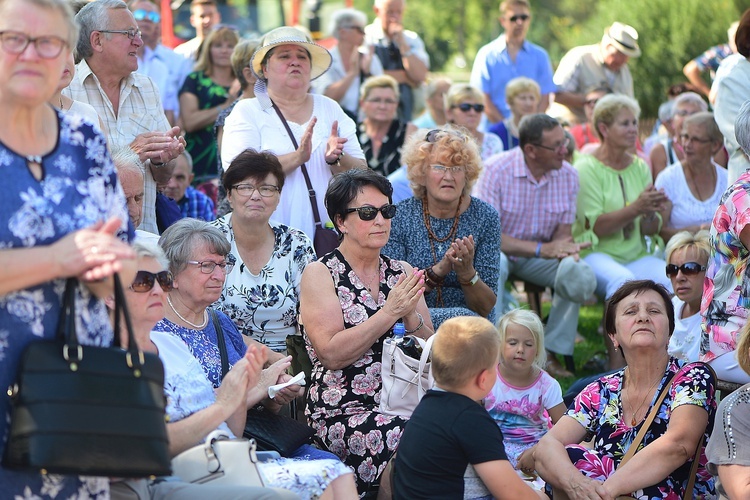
[210,308,230,380]
[271,101,326,230]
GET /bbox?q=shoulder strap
[619,370,676,467]
[210,308,229,380]
[271,102,324,228]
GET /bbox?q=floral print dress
[305,250,408,495]
[564,359,716,499]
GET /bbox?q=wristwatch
[460,272,480,286]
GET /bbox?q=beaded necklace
[421,194,463,306]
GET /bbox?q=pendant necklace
[625,368,661,426]
[167,295,208,329]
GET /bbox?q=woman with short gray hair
[312,8,383,118]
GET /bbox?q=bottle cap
[393,322,405,337]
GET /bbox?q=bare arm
[539,94,551,114]
[300,261,432,370]
[717,464,750,498]
[474,460,544,499]
[682,60,711,98]
[179,91,232,133]
[650,143,668,179]
[554,90,586,111]
[601,404,708,497]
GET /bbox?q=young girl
[485,309,567,490]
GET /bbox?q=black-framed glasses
[0,31,67,59]
[509,14,530,22]
[430,164,465,175]
[97,28,142,40]
[130,270,174,293]
[232,183,280,197]
[133,9,161,24]
[453,103,485,113]
[679,134,713,145]
[666,262,706,277]
[346,204,397,221]
[186,255,236,274]
[532,137,570,152]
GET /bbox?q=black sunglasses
[509,14,530,22]
[665,262,706,278]
[453,103,485,113]
[346,204,397,221]
[130,270,174,293]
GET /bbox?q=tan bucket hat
[250,26,332,81]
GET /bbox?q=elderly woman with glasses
[300,168,433,495]
[649,92,708,179]
[358,74,417,176]
[445,84,503,159]
[313,8,383,120]
[383,127,500,328]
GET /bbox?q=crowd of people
[4,0,750,498]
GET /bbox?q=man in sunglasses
[66,0,187,236]
[553,22,641,125]
[476,114,596,379]
[129,0,191,126]
[470,0,554,126]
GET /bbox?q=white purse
[171,431,267,487]
[379,334,435,418]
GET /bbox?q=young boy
[392,316,542,499]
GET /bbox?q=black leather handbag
[2,275,171,477]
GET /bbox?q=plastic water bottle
[385,322,406,346]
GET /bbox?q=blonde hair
[664,230,710,265]
[360,74,400,102]
[431,316,501,389]
[231,39,260,89]
[738,321,750,375]
[402,126,482,199]
[505,77,540,106]
[195,26,239,76]
[444,84,483,110]
[497,309,547,368]
[592,93,640,141]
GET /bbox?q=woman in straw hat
[221,26,366,243]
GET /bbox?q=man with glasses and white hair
[65,0,186,235]
[470,0,555,126]
[554,22,641,124]
[475,114,596,379]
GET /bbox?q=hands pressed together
[383,268,425,319]
[215,344,268,412]
[130,126,186,165]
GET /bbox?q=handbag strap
[271,101,325,230]
[417,334,436,398]
[210,308,229,380]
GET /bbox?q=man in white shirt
[66,0,186,234]
[174,0,221,61]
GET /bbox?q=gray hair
[329,8,367,38]
[132,238,170,269]
[76,0,128,60]
[178,149,194,173]
[5,0,79,48]
[683,111,723,143]
[111,146,143,178]
[158,218,230,276]
[518,114,561,148]
[672,92,708,116]
[736,100,750,156]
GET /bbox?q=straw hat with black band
[251,26,332,82]
[602,22,641,58]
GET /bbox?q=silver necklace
[167,295,208,329]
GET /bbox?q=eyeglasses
[666,262,706,277]
[346,204,397,221]
[97,28,142,40]
[366,97,398,105]
[130,270,174,293]
[343,25,366,34]
[132,9,161,24]
[508,14,530,22]
[232,183,280,197]
[186,255,236,274]
[673,109,696,117]
[0,31,67,59]
[532,137,570,152]
[453,103,485,113]
[430,164,465,175]
[679,134,713,145]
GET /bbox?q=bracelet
[424,276,439,289]
[535,242,542,258]
[326,151,345,166]
[404,313,424,334]
[425,267,445,285]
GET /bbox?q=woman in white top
[313,8,383,119]
[655,112,728,244]
[664,230,709,363]
[221,27,366,241]
[50,51,101,127]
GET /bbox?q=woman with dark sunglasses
[664,230,709,363]
[445,83,504,159]
[299,168,433,496]
[383,127,500,329]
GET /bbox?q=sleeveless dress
[304,249,409,495]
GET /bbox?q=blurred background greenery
[345,0,746,119]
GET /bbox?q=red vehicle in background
[160,0,353,48]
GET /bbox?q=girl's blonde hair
[497,309,547,369]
